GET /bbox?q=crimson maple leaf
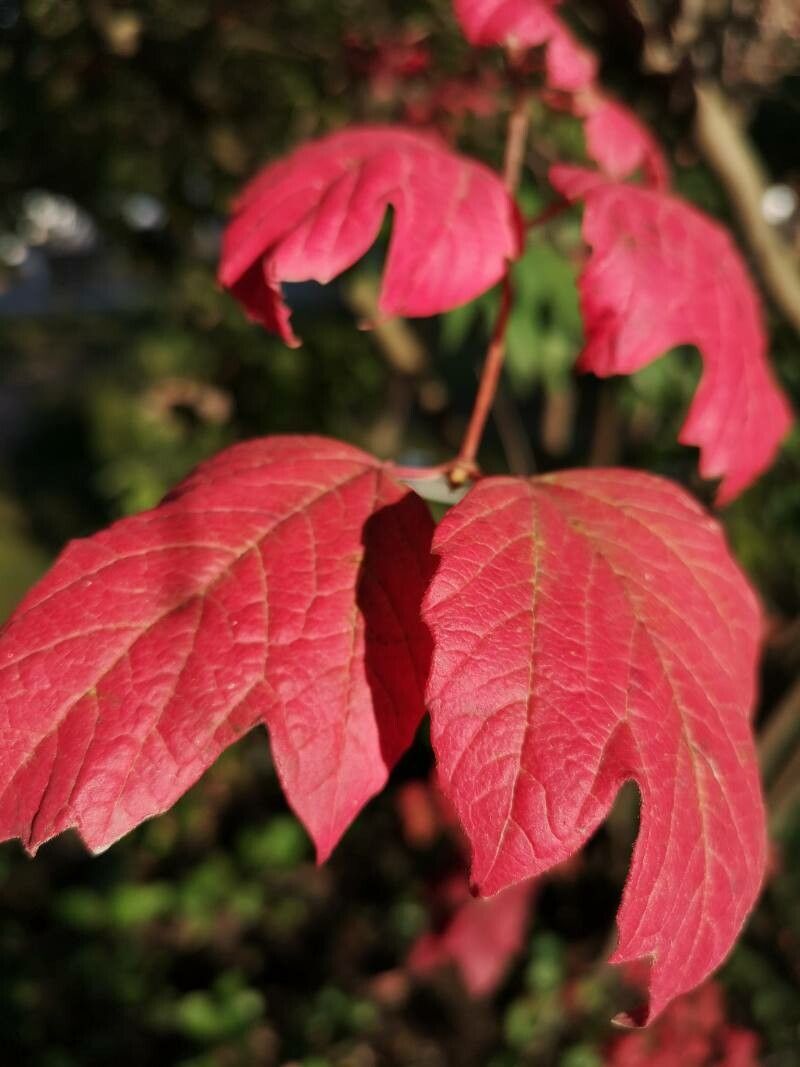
[0,437,434,861]
[453,0,562,45]
[423,469,766,1021]
[541,87,669,187]
[453,0,597,90]
[452,1,666,183]
[550,165,792,503]
[218,126,522,346]
[580,97,669,189]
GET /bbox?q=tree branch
[694,80,800,336]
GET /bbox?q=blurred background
[1,1,799,1064]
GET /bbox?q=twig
[768,742,800,833]
[492,380,536,475]
[344,276,429,459]
[346,276,429,376]
[694,80,800,336]
[450,85,531,485]
[589,381,624,467]
[759,673,800,782]
[502,87,532,192]
[450,275,514,484]
[542,382,576,457]
[363,378,414,458]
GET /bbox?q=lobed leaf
[453,0,562,47]
[423,470,767,1021]
[580,96,669,190]
[219,126,522,345]
[0,436,435,862]
[453,0,597,89]
[550,165,792,502]
[453,2,667,183]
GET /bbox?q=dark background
[0,2,799,1064]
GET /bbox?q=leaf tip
[611,1006,648,1030]
[313,838,335,867]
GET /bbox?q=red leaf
[580,96,669,189]
[423,470,766,1021]
[453,0,561,47]
[550,166,792,502]
[606,980,760,1066]
[583,99,667,188]
[453,0,668,184]
[543,88,669,187]
[453,0,596,90]
[218,126,522,345]
[453,1,665,179]
[0,437,435,862]
[409,873,535,995]
[543,21,598,91]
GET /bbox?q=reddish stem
[449,276,514,485]
[390,81,532,489]
[448,85,531,486]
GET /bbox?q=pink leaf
[543,21,598,92]
[452,0,596,89]
[543,89,670,187]
[582,97,669,189]
[219,126,522,345]
[423,470,767,1021]
[452,1,666,181]
[550,165,792,502]
[409,874,535,995]
[0,436,435,862]
[453,0,562,48]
